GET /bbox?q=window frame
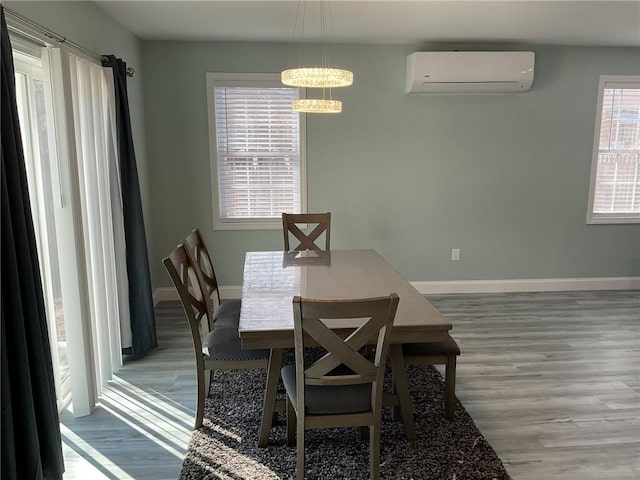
[586,75,640,224]
[13,48,74,412]
[206,72,307,230]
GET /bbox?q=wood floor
[59,290,640,480]
[59,301,195,480]
[432,291,640,480]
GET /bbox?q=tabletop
[239,249,452,349]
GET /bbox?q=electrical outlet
[451,248,460,261]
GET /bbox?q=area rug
[179,365,511,480]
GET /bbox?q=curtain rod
[3,6,135,77]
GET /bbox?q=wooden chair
[282,212,331,251]
[163,244,269,429]
[183,229,239,330]
[282,293,399,480]
[400,334,460,419]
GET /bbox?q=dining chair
[183,228,240,330]
[400,334,460,419]
[163,243,270,429]
[282,293,400,480]
[282,212,331,251]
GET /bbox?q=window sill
[587,214,640,225]
[214,219,283,231]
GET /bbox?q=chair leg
[205,368,212,396]
[390,381,401,422]
[369,421,381,480]
[296,418,305,480]
[286,396,296,447]
[445,355,457,420]
[195,367,207,429]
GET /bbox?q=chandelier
[281,0,353,113]
[281,67,353,88]
[292,98,342,113]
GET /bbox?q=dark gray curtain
[101,55,157,358]
[1,6,64,479]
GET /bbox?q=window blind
[214,86,301,221]
[592,82,640,215]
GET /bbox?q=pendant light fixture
[281,0,353,113]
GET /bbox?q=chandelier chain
[281,0,353,112]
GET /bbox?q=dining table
[238,249,453,447]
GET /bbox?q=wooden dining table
[238,249,453,447]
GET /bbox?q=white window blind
[207,74,305,229]
[588,76,640,223]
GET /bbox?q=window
[12,40,127,417]
[206,73,306,230]
[587,76,640,223]
[13,48,72,411]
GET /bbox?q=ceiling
[94,1,640,47]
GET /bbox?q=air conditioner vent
[406,51,535,94]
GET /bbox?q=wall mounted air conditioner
[406,51,535,94]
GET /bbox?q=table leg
[258,347,284,447]
[389,344,416,440]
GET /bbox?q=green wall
[143,40,639,287]
[5,1,639,288]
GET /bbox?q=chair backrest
[184,229,221,307]
[163,244,212,362]
[282,212,331,251]
[292,294,399,411]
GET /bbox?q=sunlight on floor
[61,376,194,479]
[61,423,131,480]
[99,377,193,457]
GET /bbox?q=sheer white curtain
[10,31,131,415]
[67,54,130,392]
[43,47,131,412]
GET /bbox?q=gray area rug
[179,365,511,480]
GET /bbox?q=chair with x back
[282,212,331,251]
[281,293,399,479]
[163,243,270,429]
[183,229,240,330]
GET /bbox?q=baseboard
[411,277,640,294]
[154,276,639,305]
